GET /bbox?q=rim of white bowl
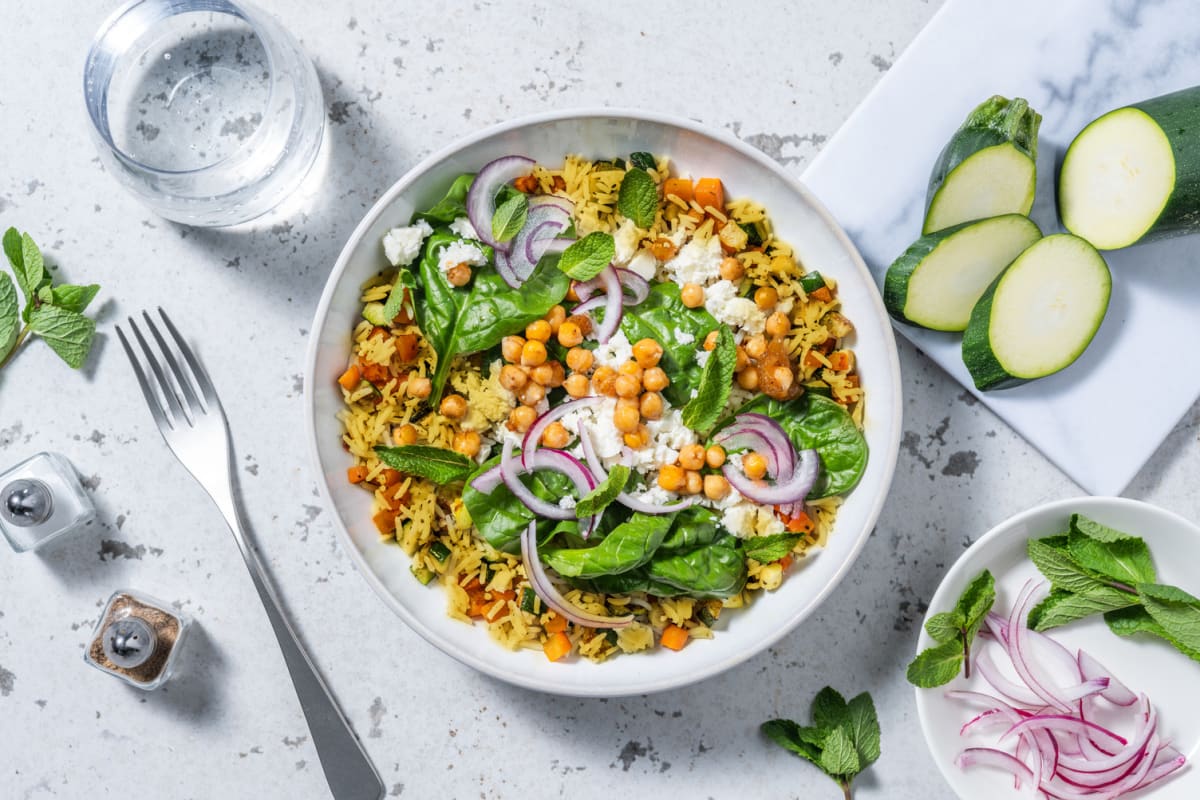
[304,107,903,696]
[913,495,1200,796]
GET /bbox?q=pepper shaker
[85,590,191,690]
[0,452,96,552]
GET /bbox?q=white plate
[916,497,1200,798]
[304,109,902,697]
[802,0,1200,496]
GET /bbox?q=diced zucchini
[429,541,451,563]
[799,271,826,293]
[520,587,539,614]
[362,302,390,326]
[739,221,764,247]
[410,564,435,585]
[802,379,833,398]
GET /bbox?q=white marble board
[804,0,1200,496]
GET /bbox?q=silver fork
[116,308,384,800]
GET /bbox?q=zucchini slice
[962,234,1111,390]
[1059,85,1200,250]
[884,214,1042,331]
[924,96,1041,234]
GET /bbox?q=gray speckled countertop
[2,1,1198,798]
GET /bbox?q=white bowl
[304,109,902,697]
[916,496,1200,798]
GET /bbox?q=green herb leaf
[956,568,996,643]
[761,719,824,766]
[923,611,963,644]
[0,272,18,363]
[681,325,736,434]
[27,305,95,368]
[844,692,881,768]
[1068,514,1156,585]
[906,569,994,688]
[374,445,475,484]
[811,686,849,731]
[1028,586,1137,631]
[1027,536,1122,596]
[412,173,475,225]
[1137,583,1200,655]
[645,535,747,599]
[558,231,616,281]
[382,267,418,324]
[617,167,658,228]
[1,228,21,276]
[491,192,529,244]
[574,463,631,519]
[743,533,802,563]
[541,512,674,579]
[762,686,879,795]
[49,284,101,314]
[906,639,964,688]
[819,727,860,777]
[1105,606,1200,662]
[629,152,656,171]
[4,229,46,315]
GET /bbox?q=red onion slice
[955,748,1036,789]
[975,649,1045,708]
[500,439,575,520]
[466,155,534,252]
[520,522,633,629]
[494,201,573,288]
[1007,582,1075,712]
[594,266,623,344]
[714,415,797,480]
[470,463,503,494]
[1078,650,1138,707]
[521,396,603,470]
[722,448,819,506]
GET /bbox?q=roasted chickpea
[681,282,705,308]
[394,424,418,446]
[445,263,472,287]
[499,364,527,392]
[639,391,663,420]
[649,238,678,262]
[508,405,537,432]
[684,469,703,495]
[547,361,565,388]
[501,335,525,363]
[440,393,467,419]
[545,305,566,333]
[407,376,432,399]
[613,403,641,433]
[642,367,669,392]
[678,444,706,471]
[565,347,593,373]
[541,421,570,449]
[771,366,794,393]
[745,334,767,360]
[520,340,548,367]
[734,346,750,372]
[632,338,663,369]
[529,363,555,386]
[705,445,726,469]
[519,381,545,406]
[525,319,552,343]
[453,430,481,458]
[736,366,760,391]
[614,374,641,399]
[566,314,593,336]
[564,373,591,398]
[657,464,686,492]
[624,424,650,449]
[616,396,640,413]
[703,330,719,351]
[719,256,745,282]
[703,474,731,501]
[766,311,792,339]
[754,286,779,310]
[617,361,643,379]
[742,452,768,480]
[557,321,584,348]
[592,365,618,396]
[566,281,581,302]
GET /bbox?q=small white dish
[916,496,1200,798]
[305,109,903,697]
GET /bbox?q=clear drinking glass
[83,0,325,227]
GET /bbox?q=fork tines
[115,308,220,432]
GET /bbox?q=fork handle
[210,487,384,800]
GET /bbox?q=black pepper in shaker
[85,590,190,690]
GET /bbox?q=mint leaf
[1138,583,1200,655]
[49,284,101,314]
[2,228,21,276]
[574,463,630,518]
[811,686,849,732]
[956,568,996,642]
[1068,514,1156,585]
[763,686,878,795]
[617,168,658,228]
[1027,536,1122,596]
[491,192,528,244]
[819,727,860,777]
[558,232,615,281]
[1105,605,1200,662]
[375,445,474,484]
[844,692,881,768]
[761,719,823,766]
[743,533,802,563]
[629,152,656,171]
[4,228,45,312]
[923,611,963,644]
[382,267,417,323]
[906,639,963,688]
[1028,587,1137,631]
[681,325,735,434]
[28,305,95,368]
[0,272,18,362]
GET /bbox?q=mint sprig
[574,463,630,519]
[617,167,658,228]
[763,687,880,800]
[491,192,529,244]
[375,445,475,485]
[681,325,735,434]
[0,228,101,371]
[743,533,802,563]
[558,231,615,281]
[907,569,994,688]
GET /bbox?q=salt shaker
[85,590,191,690]
[0,452,96,552]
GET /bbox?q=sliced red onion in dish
[466,155,534,252]
[574,267,650,305]
[723,448,818,506]
[494,200,573,288]
[578,427,696,515]
[470,462,503,494]
[499,438,595,524]
[520,522,633,629]
[521,396,603,470]
[594,266,623,344]
[955,748,1037,790]
[714,414,796,480]
[1078,650,1137,707]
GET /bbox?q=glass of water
[83,0,325,227]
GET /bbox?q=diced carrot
[778,555,794,571]
[347,465,369,484]
[544,631,572,662]
[809,286,833,303]
[803,351,825,370]
[663,177,694,205]
[785,510,815,534]
[543,614,568,634]
[372,509,395,535]
[649,238,678,261]
[359,360,391,385]
[369,326,389,340]
[693,178,725,214]
[827,351,854,372]
[380,468,403,487]
[483,590,516,622]
[337,364,361,390]
[395,333,419,363]
[393,290,414,325]
[551,176,566,192]
[513,175,538,194]
[660,624,689,651]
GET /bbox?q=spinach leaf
[577,570,682,597]
[541,513,674,578]
[659,506,722,551]
[412,173,474,225]
[462,454,575,553]
[574,463,630,519]
[646,535,747,599]
[416,232,570,402]
[629,152,656,171]
[618,282,719,406]
[681,325,735,435]
[733,393,867,498]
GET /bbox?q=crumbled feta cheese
[382,219,433,267]
[626,250,658,281]
[696,350,710,367]
[558,495,577,511]
[448,216,479,240]
[630,485,677,507]
[613,218,640,264]
[704,280,766,336]
[644,408,697,467]
[673,328,695,346]
[591,330,633,369]
[721,499,786,539]
[437,240,488,274]
[663,237,724,286]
